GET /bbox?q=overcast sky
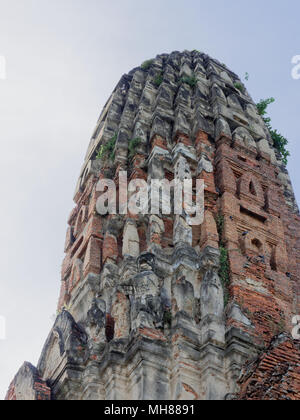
[0,0,299,399]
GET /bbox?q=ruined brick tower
[6,51,300,400]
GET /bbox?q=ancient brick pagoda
[6,51,300,400]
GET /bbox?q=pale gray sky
[0,0,299,399]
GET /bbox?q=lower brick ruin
[6,51,300,400]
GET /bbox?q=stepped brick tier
[6,51,300,400]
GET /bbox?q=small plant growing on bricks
[96,133,117,161]
[219,247,230,307]
[256,97,290,165]
[154,72,163,87]
[128,137,142,158]
[141,59,154,70]
[216,212,230,306]
[234,81,245,93]
[180,74,197,88]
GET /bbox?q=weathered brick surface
[237,334,300,400]
[215,139,299,349]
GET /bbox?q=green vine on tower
[216,212,230,307]
[256,97,290,165]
